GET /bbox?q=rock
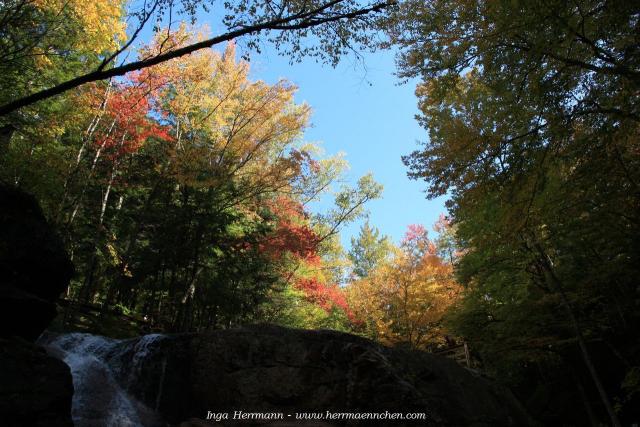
[0,337,74,427]
[58,325,532,426]
[0,185,75,426]
[0,183,73,340]
[0,286,57,340]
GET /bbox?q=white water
[39,333,166,427]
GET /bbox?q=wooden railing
[434,342,472,368]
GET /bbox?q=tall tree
[348,220,391,278]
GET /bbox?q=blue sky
[242,46,448,248]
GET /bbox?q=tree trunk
[534,243,621,427]
[571,366,601,427]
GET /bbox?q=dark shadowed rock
[0,184,75,426]
[0,286,58,340]
[0,337,73,427]
[72,325,533,426]
[0,183,73,340]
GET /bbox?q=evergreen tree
[348,220,391,278]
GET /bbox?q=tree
[347,223,461,350]
[348,220,391,278]
[0,0,128,142]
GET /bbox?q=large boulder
[0,183,73,340]
[0,337,73,427]
[182,326,532,426]
[45,325,533,426]
[0,185,75,426]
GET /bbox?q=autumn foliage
[295,277,353,319]
[259,196,321,264]
[347,223,461,350]
[89,82,172,162]
[0,19,376,333]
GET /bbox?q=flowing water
[38,332,167,427]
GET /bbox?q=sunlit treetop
[34,0,127,54]
[132,27,311,189]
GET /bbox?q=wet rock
[45,325,532,426]
[40,332,170,427]
[0,337,73,427]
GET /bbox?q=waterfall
[38,332,167,427]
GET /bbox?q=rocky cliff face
[0,184,75,427]
[43,326,533,427]
[0,183,73,340]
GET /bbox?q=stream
[38,332,167,427]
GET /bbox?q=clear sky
[241,45,448,248]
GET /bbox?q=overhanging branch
[0,0,393,117]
